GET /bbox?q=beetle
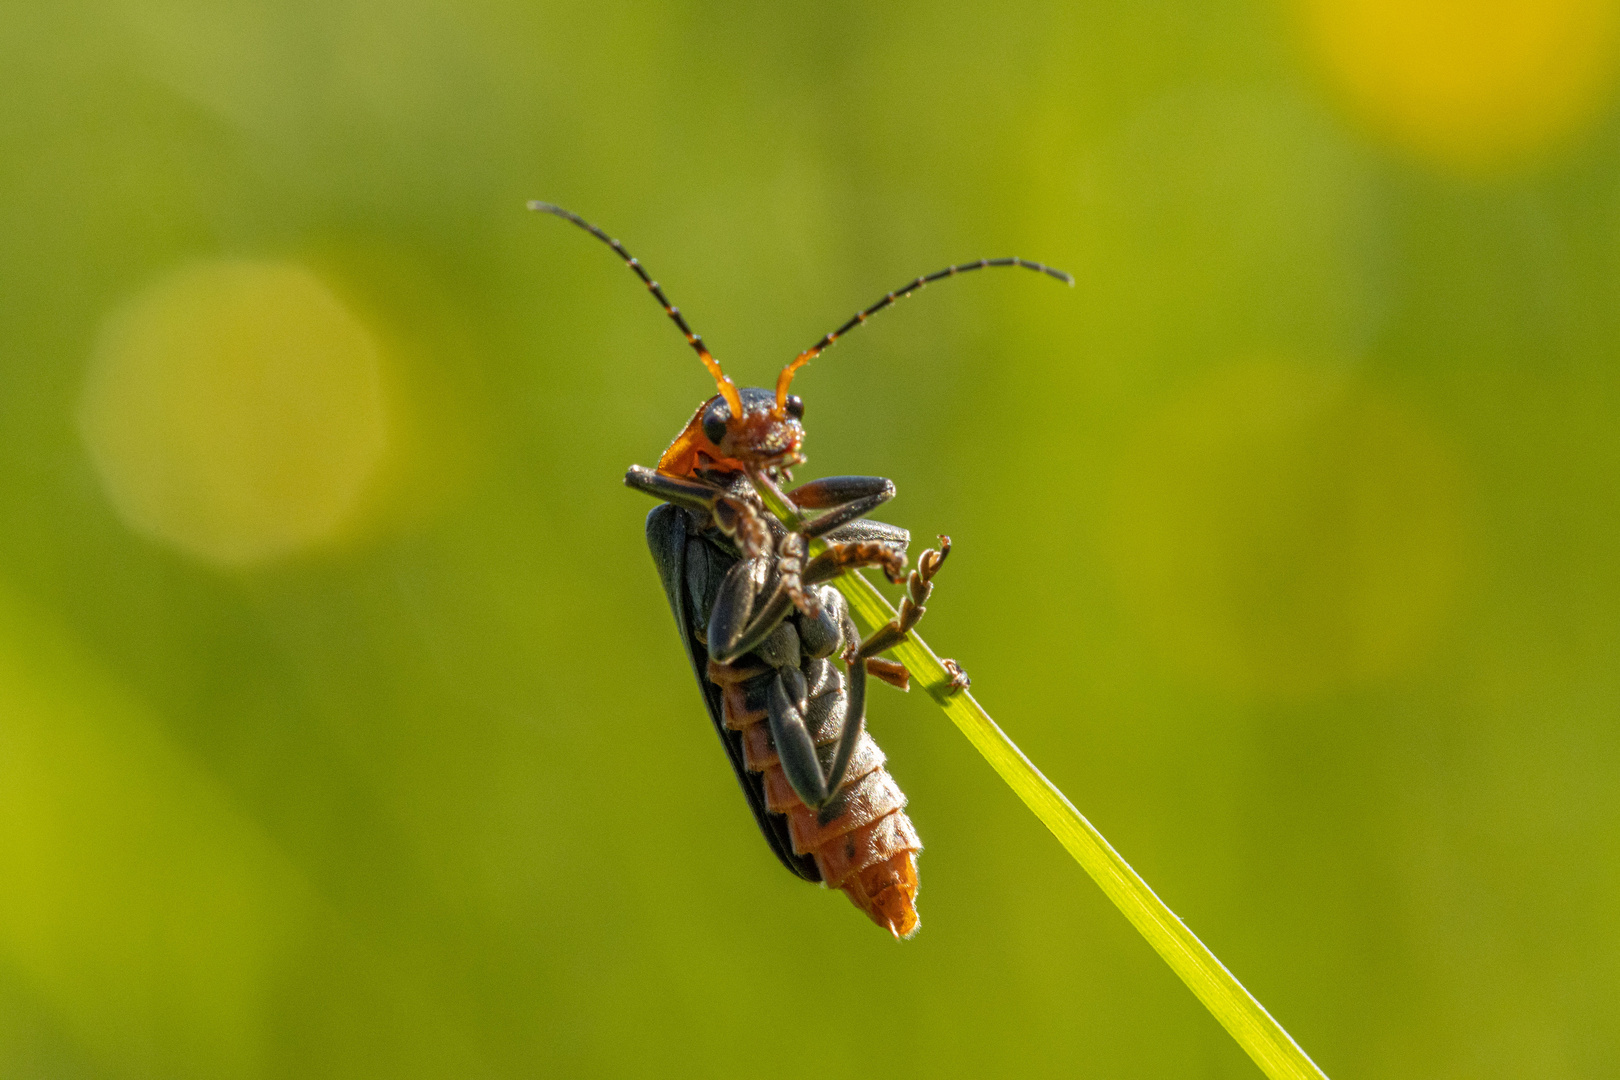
[530,201,1070,937]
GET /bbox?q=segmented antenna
[529,201,743,418]
[776,257,1074,410]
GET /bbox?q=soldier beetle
[530,201,1070,937]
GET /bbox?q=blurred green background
[3,0,1620,1076]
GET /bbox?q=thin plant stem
[757,482,1329,1080]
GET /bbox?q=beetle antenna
[529,201,744,418]
[775,257,1074,410]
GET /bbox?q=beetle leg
[625,465,723,512]
[711,496,774,562]
[804,540,908,586]
[767,669,831,810]
[757,469,901,545]
[818,617,870,822]
[789,475,893,509]
[857,536,953,660]
[708,556,774,663]
[864,657,910,691]
[769,653,871,826]
[801,534,948,692]
[774,530,819,619]
[823,518,910,550]
[789,476,897,538]
[627,465,771,560]
[711,585,797,664]
[710,530,821,663]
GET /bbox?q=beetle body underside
[707,650,922,938]
[647,498,923,938]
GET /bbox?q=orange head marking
[658,386,806,477]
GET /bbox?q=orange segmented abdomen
[709,657,922,938]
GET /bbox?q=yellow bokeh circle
[1106,360,1468,698]
[80,260,392,567]
[1294,0,1620,170]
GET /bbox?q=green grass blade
[757,484,1327,1080]
[840,569,1326,1080]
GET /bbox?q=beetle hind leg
[767,620,871,822]
[767,669,831,811]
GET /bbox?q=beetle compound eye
[702,406,729,446]
[784,394,804,420]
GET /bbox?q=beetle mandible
[530,201,1071,938]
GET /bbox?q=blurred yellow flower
[1293,0,1620,170]
[80,260,392,568]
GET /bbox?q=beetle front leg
[625,464,722,513]
[627,464,773,561]
[789,475,896,538]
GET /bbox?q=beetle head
[661,386,805,476]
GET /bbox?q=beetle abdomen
[709,656,922,938]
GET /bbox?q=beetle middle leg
[709,536,828,668]
[804,539,908,586]
[800,535,957,692]
[853,536,970,694]
[749,469,909,589]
